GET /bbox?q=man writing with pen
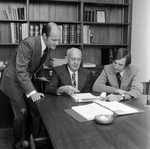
[45,47,92,95]
[93,48,143,101]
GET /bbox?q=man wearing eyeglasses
[0,22,61,149]
[46,47,92,96]
[93,48,143,101]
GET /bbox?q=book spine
[84,10,88,22]
[5,8,10,19]
[19,23,22,41]
[76,24,81,44]
[21,7,25,20]
[62,24,69,44]
[7,6,13,20]
[25,23,28,38]
[91,10,95,22]
[70,24,76,44]
[83,25,88,44]
[17,7,22,20]
[16,22,20,43]
[14,23,17,43]
[10,23,15,43]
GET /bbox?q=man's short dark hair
[113,48,131,67]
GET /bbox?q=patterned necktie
[116,72,121,88]
[72,73,76,88]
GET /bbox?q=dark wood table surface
[36,94,150,149]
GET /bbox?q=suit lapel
[60,65,72,85]
[108,65,119,88]
[120,66,130,89]
[34,36,42,71]
[78,68,87,91]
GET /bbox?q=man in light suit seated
[45,47,92,95]
[93,47,143,101]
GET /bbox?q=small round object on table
[95,114,114,124]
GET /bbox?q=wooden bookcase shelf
[0,0,132,71]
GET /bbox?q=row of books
[83,25,91,44]
[84,10,95,22]
[49,58,68,67]
[10,22,82,44]
[60,24,81,44]
[29,23,81,44]
[10,23,28,43]
[0,6,26,20]
[84,10,106,23]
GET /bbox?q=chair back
[142,80,150,105]
[142,81,150,95]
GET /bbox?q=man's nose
[55,41,59,45]
[74,59,78,63]
[114,63,119,68]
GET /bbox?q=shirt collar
[41,35,46,52]
[119,69,125,77]
[67,66,78,76]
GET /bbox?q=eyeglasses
[113,61,125,67]
[70,58,82,62]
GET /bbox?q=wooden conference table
[36,94,150,149]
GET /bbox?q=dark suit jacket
[93,64,143,98]
[0,36,51,101]
[45,64,92,95]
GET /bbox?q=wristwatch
[121,94,125,101]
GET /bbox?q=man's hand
[30,92,45,102]
[106,94,123,102]
[57,85,80,96]
[114,89,127,94]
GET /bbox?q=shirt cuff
[26,90,36,98]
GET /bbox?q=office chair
[142,80,150,105]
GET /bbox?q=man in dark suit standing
[46,47,92,95]
[0,22,61,149]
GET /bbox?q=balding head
[67,47,82,58]
[67,47,82,72]
[42,22,61,49]
[42,22,60,37]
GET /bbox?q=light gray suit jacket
[0,36,51,101]
[93,64,143,99]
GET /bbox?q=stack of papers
[71,93,100,102]
[71,101,140,121]
[83,62,96,67]
[50,58,68,67]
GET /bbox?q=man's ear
[43,33,47,40]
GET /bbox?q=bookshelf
[82,0,132,70]
[0,0,132,72]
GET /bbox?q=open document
[71,101,142,121]
[71,93,100,102]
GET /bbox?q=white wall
[131,0,150,81]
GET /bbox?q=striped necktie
[72,73,76,88]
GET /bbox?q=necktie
[38,47,48,67]
[116,72,121,88]
[72,73,76,88]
